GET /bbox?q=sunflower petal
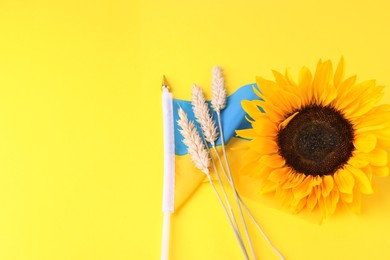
[282,173,305,189]
[347,156,369,168]
[249,138,278,155]
[260,84,301,114]
[322,193,333,215]
[336,80,376,113]
[260,154,285,168]
[334,56,345,87]
[241,100,263,120]
[285,69,298,87]
[291,198,307,214]
[307,188,318,211]
[356,149,388,166]
[251,118,277,136]
[334,169,355,194]
[260,180,278,194]
[332,76,357,109]
[260,101,285,123]
[354,133,377,153]
[322,175,334,197]
[322,84,338,106]
[312,60,333,103]
[371,166,389,177]
[298,66,313,103]
[347,189,361,214]
[251,165,274,178]
[252,85,262,98]
[347,167,374,194]
[329,190,340,214]
[236,129,257,139]
[272,70,289,88]
[340,191,353,203]
[356,110,390,130]
[279,112,299,130]
[293,176,314,200]
[372,130,390,149]
[268,167,290,182]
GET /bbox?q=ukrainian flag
[172,83,260,209]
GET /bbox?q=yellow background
[0,0,390,259]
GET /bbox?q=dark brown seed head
[277,105,355,176]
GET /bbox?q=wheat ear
[211,66,227,112]
[191,84,218,145]
[178,107,250,260]
[177,107,210,174]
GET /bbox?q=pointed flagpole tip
[162,75,170,91]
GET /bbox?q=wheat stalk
[211,66,227,112]
[177,107,210,174]
[191,84,218,145]
[177,107,249,260]
[210,66,258,260]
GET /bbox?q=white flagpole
[161,76,175,260]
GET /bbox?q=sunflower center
[277,105,355,176]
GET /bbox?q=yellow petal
[334,56,345,87]
[347,167,373,194]
[298,66,313,104]
[291,198,307,214]
[356,110,390,129]
[285,68,298,88]
[293,176,314,200]
[242,148,261,160]
[262,85,301,114]
[307,188,318,211]
[251,118,278,136]
[356,149,388,167]
[356,125,386,134]
[373,130,390,149]
[241,100,264,120]
[268,167,290,182]
[239,160,260,176]
[336,80,376,113]
[249,137,278,155]
[347,189,361,214]
[282,172,305,189]
[371,166,389,177]
[259,154,285,168]
[312,60,333,103]
[260,101,285,123]
[235,129,257,139]
[347,156,369,168]
[329,190,340,214]
[340,191,354,203]
[252,84,262,98]
[312,175,323,186]
[322,175,334,197]
[322,84,338,106]
[348,97,383,119]
[272,70,289,88]
[260,180,278,194]
[251,165,274,178]
[361,166,373,181]
[322,193,333,215]
[354,133,377,153]
[333,75,357,108]
[279,112,299,130]
[334,169,355,194]
[317,195,327,217]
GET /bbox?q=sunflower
[237,58,390,217]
